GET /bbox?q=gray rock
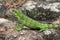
[20,0,60,22]
[0,18,16,31]
[43,29,60,40]
[4,29,60,40]
[0,18,16,40]
[21,1,60,12]
[5,30,44,40]
[0,17,60,40]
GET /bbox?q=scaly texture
[12,9,60,31]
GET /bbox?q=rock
[0,2,16,21]
[0,5,16,21]
[0,0,60,23]
[5,30,44,40]
[0,18,16,29]
[3,29,60,40]
[0,0,3,2]
[0,18,16,40]
[43,29,60,40]
[20,0,60,23]
[0,18,60,40]
[21,0,60,12]
[0,2,7,14]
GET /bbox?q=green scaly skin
[12,9,60,31]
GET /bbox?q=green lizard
[12,9,60,31]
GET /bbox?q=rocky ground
[0,0,60,40]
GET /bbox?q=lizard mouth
[3,0,28,9]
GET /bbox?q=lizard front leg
[15,19,24,30]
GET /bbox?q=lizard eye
[12,9,17,13]
[12,9,15,12]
